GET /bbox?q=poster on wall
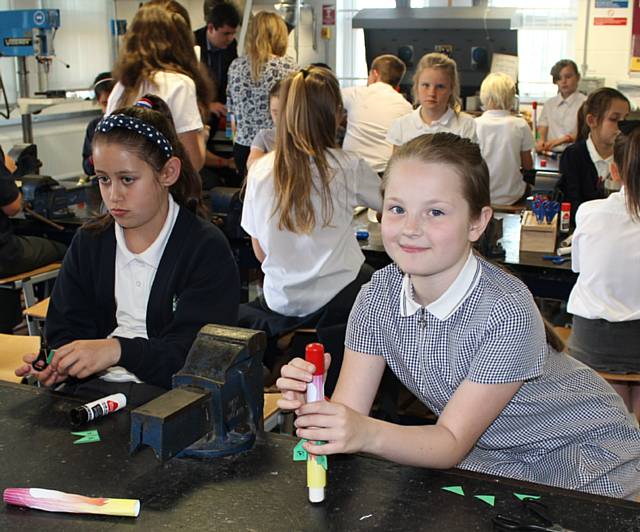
[630,0,640,72]
[595,1,628,7]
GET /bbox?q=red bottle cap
[561,202,571,211]
[532,101,537,109]
[305,343,324,375]
[540,159,547,167]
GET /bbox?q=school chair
[0,262,60,310]
[263,392,283,432]
[0,333,39,383]
[23,297,49,336]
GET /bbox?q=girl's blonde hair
[412,53,461,113]
[246,11,289,82]
[273,66,342,234]
[479,72,515,111]
[113,2,213,118]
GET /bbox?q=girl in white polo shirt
[277,133,640,500]
[568,121,640,421]
[240,66,382,373]
[387,53,477,148]
[475,73,534,205]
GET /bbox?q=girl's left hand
[295,400,374,456]
[51,339,121,379]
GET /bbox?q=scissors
[493,499,576,532]
[31,341,54,372]
[542,255,570,265]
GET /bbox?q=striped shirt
[346,253,640,498]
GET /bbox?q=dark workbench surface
[1,382,638,531]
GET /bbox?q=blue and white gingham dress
[346,256,640,499]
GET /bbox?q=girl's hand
[276,352,331,412]
[50,339,121,380]
[15,352,67,387]
[295,400,373,456]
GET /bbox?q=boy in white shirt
[342,54,412,173]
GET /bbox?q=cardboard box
[520,211,558,253]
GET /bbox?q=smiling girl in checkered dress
[277,132,640,499]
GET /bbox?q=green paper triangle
[441,486,465,496]
[514,493,541,501]
[293,439,308,461]
[312,454,328,470]
[71,430,101,444]
[475,495,495,507]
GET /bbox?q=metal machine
[130,325,266,462]
[352,5,517,106]
[0,9,61,143]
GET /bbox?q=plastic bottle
[560,202,571,233]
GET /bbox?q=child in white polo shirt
[536,59,586,153]
[475,73,534,205]
[387,53,477,148]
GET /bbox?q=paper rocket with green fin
[292,439,328,470]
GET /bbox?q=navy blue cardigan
[559,139,606,226]
[46,207,240,389]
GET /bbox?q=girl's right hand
[276,352,331,412]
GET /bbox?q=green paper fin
[293,439,308,461]
[475,495,495,506]
[514,493,541,501]
[441,486,465,496]
[72,430,101,444]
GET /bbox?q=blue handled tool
[542,255,569,265]
[544,201,560,224]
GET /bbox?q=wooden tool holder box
[520,211,558,253]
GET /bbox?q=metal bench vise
[129,324,266,461]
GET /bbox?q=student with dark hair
[0,147,66,333]
[194,1,241,184]
[82,72,115,176]
[559,87,630,224]
[341,54,412,173]
[16,95,240,407]
[536,59,586,153]
[277,132,640,500]
[568,121,640,421]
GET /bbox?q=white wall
[575,0,638,91]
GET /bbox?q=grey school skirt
[568,315,640,373]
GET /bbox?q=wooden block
[520,211,558,253]
[0,334,39,383]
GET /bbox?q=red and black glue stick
[70,393,127,426]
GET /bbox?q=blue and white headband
[95,113,173,159]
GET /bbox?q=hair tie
[95,114,173,159]
[299,68,309,79]
[135,98,154,109]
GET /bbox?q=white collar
[586,135,612,166]
[558,91,580,106]
[413,106,455,129]
[399,251,480,320]
[114,195,178,269]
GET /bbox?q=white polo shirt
[475,110,534,205]
[538,91,586,151]
[342,82,412,173]
[386,107,478,147]
[242,149,382,317]
[568,188,640,322]
[102,195,180,383]
[107,72,203,134]
[585,135,612,181]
